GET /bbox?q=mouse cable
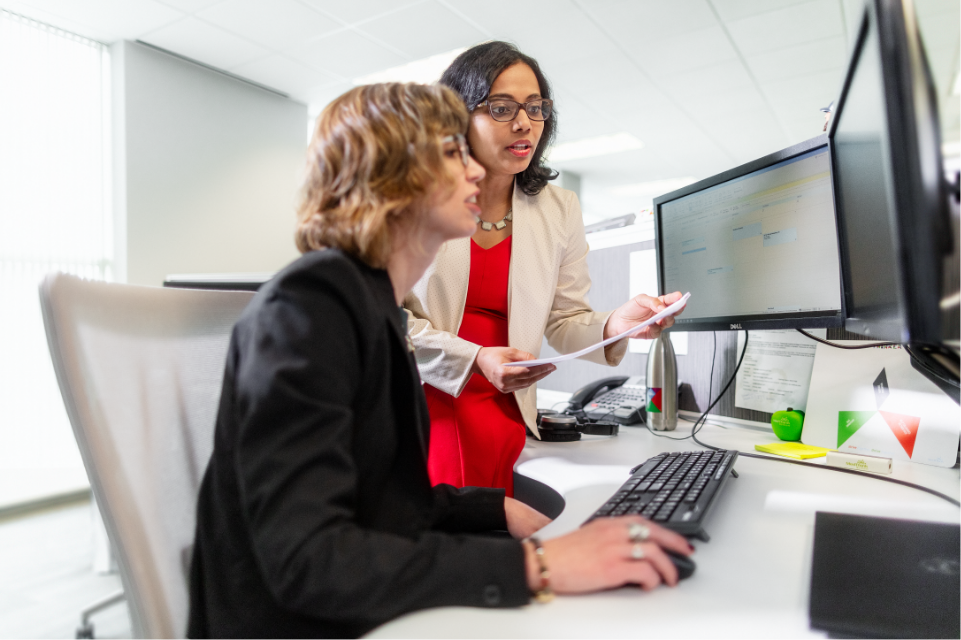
[688,332,959,507]
[690,331,749,450]
[795,328,897,349]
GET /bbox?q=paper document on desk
[504,293,690,367]
[802,342,960,468]
[734,329,824,414]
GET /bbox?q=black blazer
[188,249,528,639]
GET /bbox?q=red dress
[424,237,527,497]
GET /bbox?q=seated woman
[188,82,693,639]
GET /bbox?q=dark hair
[439,41,557,197]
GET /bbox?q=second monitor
[653,135,844,332]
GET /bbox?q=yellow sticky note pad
[755,442,830,460]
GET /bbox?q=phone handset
[567,376,629,412]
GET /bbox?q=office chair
[39,273,254,639]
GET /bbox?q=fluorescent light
[953,69,960,96]
[548,132,644,162]
[942,141,960,158]
[353,47,465,85]
[611,177,697,197]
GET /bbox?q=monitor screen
[654,138,844,332]
[829,0,948,344]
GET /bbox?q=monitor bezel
[827,0,948,344]
[653,134,846,332]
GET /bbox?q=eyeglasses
[477,98,553,122]
[441,133,470,167]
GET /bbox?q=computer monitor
[829,0,952,346]
[653,135,844,332]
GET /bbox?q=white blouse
[404,183,627,439]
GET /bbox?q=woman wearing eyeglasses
[188,82,693,638]
[405,42,684,499]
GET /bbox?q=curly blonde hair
[295,83,470,268]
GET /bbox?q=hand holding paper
[504,292,691,367]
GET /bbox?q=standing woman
[406,42,683,496]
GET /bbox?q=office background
[0,6,957,633]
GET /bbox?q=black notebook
[809,512,960,638]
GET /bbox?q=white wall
[111,40,307,286]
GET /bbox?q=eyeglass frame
[476,98,554,122]
[441,133,470,167]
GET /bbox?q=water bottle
[646,331,678,431]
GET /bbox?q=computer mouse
[666,550,696,581]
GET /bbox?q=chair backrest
[39,273,255,638]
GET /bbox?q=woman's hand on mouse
[604,291,686,342]
[472,346,556,393]
[504,497,552,539]
[524,516,694,593]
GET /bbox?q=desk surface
[370,417,960,638]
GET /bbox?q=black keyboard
[585,449,739,541]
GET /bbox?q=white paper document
[733,329,824,414]
[628,249,688,355]
[802,342,960,468]
[504,293,691,367]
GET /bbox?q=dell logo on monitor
[730,323,743,330]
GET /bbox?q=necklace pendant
[494,220,507,230]
[480,220,493,231]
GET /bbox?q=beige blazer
[405,183,627,439]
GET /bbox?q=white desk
[370,417,959,638]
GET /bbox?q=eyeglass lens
[488,99,552,122]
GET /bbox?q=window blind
[0,10,111,507]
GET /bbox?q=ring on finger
[631,543,645,560]
[628,522,651,542]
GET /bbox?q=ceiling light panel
[611,177,697,197]
[549,132,644,163]
[357,1,485,60]
[142,16,269,70]
[197,0,340,50]
[4,0,182,42]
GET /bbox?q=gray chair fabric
[39,273,255,638]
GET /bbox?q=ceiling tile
[197,0,341,50]
[302,0,420,27]
[302,80,354,113]
[623,25,739,78]
[745,35,847,83]
[762,68,845,116]
[659,58,754,101]
[3,0,182,42]
[550,51,655,98]
[509,15,620,67]
[441,0,579,36]
[584,0,717,43]
[231,54,337,94]
[140,15,269,68]
[711,0,813,23]
[287,29,406,79]
[357,1,485,60]
[683,84,769,122]
[724,0,844,57]
[155,0,224,12]
[915,0,960,60]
